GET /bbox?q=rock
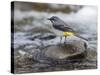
[28,33,56,41]
[33,35,88,64]
[44,35,87,60]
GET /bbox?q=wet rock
[15,51,35,68]
[44,36,87,59]
[32,49,54,64]
[28,33,56,41]
[39,33,56,40]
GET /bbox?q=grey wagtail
[47,16,87,43]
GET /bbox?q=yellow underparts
[63,32,74,37]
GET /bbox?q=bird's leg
[64,36,67,44]
[58,36,62,46]
[60,36,62,44]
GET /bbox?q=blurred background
[12,1,97,73]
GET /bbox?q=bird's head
[47,16,59,21]
[47,16,64,26]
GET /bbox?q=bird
[47,16,87,44]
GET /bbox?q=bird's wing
[57,24,75,32]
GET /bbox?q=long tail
[75,34,88,41]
